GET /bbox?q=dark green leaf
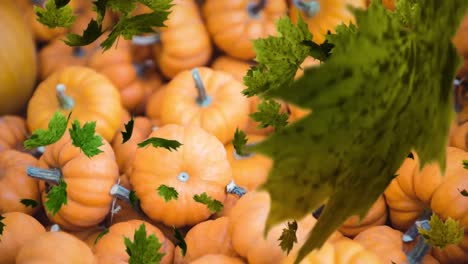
[69,120,104,158]
[129,190,140,209]
[0,215,5,238]
[249,100,289,131]
[124,223,165,264]
[137,137,182,151]
[173,226,187,256]
[45,178,68,216]
[34,0,76,28]
[20,199,39,208]
[94,228,109,245]
[157,185,178,202]
[278,220,298,255]
[232,128,248,157]
[459,189,468,197]
[24,111,71,149]
[193,192,223,214]
[64,20,104,46]
[121,116,135,144]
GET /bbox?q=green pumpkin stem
[56,84,75,110]
[26,166,61,183]
[226,180,247,197]
[293,0,320,17]
[192,68,212,107]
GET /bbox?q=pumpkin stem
[226,180,247,197]
[110,184,131,203]
[192,68,212,107]
[247,0,266,17]
[56,84,75,110]
[72,47,85,57]
[133,59,155,77]
[50,224,61,232]
[405,219,431,264]
[402,210,432,242]
[26,166,61,183]
[293,0,320,17]
[132,34,161,46]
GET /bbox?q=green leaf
[124,223,165,264]
[69,120,104,158]
[418,214,464,249]
[244,0,468,263]
[20,199,39,208]
[193,192,223,214]
[462,160,468,169]
[45,179,68,216]
[129,190,141,209]
[249,100,289,131]
[107,0,137,16]
[122,116,135,144]
[460,189,468,197]
[94,228,109,245]
[232,128,249,157]
[278,220,298,255]
[34,0,76,28]
[24,111,71,149]
[137,137,182,151]
[64,20,104,46]
[173,226,187,256]
[157,185,178,202]
[0,215,5,238]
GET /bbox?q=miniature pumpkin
[0,116,28,152]
[454,15,468,57]
[159,67,250,144]
[211,56,254,82]
[0,150,40,215]
[29,132,119,230]
[68,225,107,249]
[203,0,287,60]
[225,134,272,191]
[0,0,37,115]
[152,0,212,78]
[145,85,168,120]
[214,194,240,219]
[0,212,46,263]
[131,124,232,227]
[338,195,388,237]
[174,217,239,263]
[93,220,174,264]
[16,229,96,264]
[27,66,123,142]
[289,0,366,44]
[190,254,245,264]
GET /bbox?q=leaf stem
[247,0,266,17]
[56,84,75,110]
[406,220,431,264]
[293,0,320,17]
[26,166,61,183]
[110,184,130,203]
[132,34,161,46]
[192,68,212,107]
[226,180,247,197]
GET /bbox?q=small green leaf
[124,223,165,264]
[121,116,135,144]
[249,100,289,131]
[157,185,178,202]
[24,111,71,149]
[45,179,68,216]
[34,0,76,28]
[94,228,109,245]
[0,215,5,238]
[69,120,104,158]
[129,190,140,209]
[137,137,182,151]
[20,199,39,208]
[418,214,464,249]
[193,192,223,214]
[232,128,248,157]
[302,39,334,62]
[278,220,298,255]
[64,19,104,46]
[173,226,187,256]
[460,189,468,197]
[463,160,468,169]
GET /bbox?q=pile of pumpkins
[0,0,467,263]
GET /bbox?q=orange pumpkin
[0,0,37,115]
[27,66,123,142]
[68,225,107,249]
[159,67,250,144]
[454,15,468,57]
[384,148,468,263]
[214,193,240,219]
[16,229,96,264]
[190,254,246,264]
[152,0,212,78]
[131,124,232,227]
[174,217,239,263]
[0,212,46,263]
[145,85,168,121]
[211,56,254,82]
[0,150,40,215]
[93,220,174,264]
[0,116,28,152]
[203,0,287,60]
[29,132,119,230]
[289,0,366,44]
[338,195,388,237]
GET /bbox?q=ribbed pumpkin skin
[0,0,37,115]
[339,196,388,237]
[0,116,28,152]
[190,254,245,264]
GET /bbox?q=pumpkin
[27,66,123,142]
[93,220,174,264]
[0,212,46,263]
[174,217,239,263]
[0,116,28,152]
[228,191,343,264]
[282,239,383,264]
[454,14,468,57]
[224,134,272,191]
[131,124,232,227]
[29,132,119,230]
[289,0,366,44]
[211,56,254,82]
[145,85,168,121]
[384,147,468,263]
[0,150,40,215]
[159,67,250,144]
[190,254,245,264]
[338,195,388,237]
[16,229,96,264]
[365,0,395,10]
[151,0,212,78]
[203,0,287,60]
[0,0,37,115]
[68,225,107,249]
[112,116,154,175]
[214,193,240,218]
